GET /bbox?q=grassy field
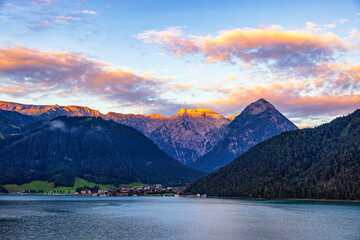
[73,178,115,190]
[2,184,21,192]
[3,178,144,194]
[119,182,145,188]
[4,181,55,193]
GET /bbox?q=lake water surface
[0,195,359,240]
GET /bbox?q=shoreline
[1,193,359,203]
[206,195,360,203]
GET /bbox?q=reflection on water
[0,195,359,240]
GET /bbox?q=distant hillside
[0,117,205,187]
[0,110,39,139]
[187,109,360,200]
[190,99,298,172]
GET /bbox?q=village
[10,184,207,198]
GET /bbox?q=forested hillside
[0,110,38,139]
[0,117,205,187]
[187,109,360,200]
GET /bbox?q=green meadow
[2,178,144,194]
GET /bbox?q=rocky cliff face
[149,108,230,164]
[103,112,167,136]
[190,99,298,172]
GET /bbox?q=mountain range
[0,116,205,186]
[0,98,299,188]
[186,108,360,200]
[1,99,358,200]
[0,101,233,164]
[0,99,296,166]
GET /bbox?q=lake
[0,195,359,240]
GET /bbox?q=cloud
[137,26,347,71]
[167,84,196,93]
[54,16,81,21]
[0,40,357,126]
[37,20,52,25]
[137,26,200,55]
[313,63,360,92]
[137,24,357,124]
[32,9,96,29]
[216,76,238,82]
[305,22,323,32]
[72,10,97,15]
[339,19,348,24]
[323,24,336,28]
[0,46,174,111]
[33,15,86,29]
[348,29,360,43]
[49,120,66,131]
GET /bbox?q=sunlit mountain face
[0,1,358,129]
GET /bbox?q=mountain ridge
[0,100,233,164]
[0,99,298,165]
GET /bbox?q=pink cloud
[0,47,171,108]
[137,27,200,56]
[0,45,357,124]
[78,10,97,15]
[138,26,347,70]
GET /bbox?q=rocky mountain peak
[148,113,168,119]
[176,108,225,119]
[242,98,275,115]
[190,99,298,172]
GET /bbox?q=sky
[0,0,359,127]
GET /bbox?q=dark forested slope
[187,109,360,200]
[0,117,205,186]
[0,110,39,139]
